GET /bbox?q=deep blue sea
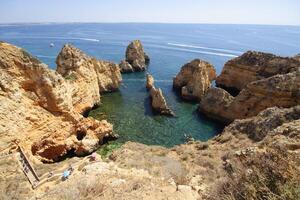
[1,23,300,147]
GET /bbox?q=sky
[0,0,299,25]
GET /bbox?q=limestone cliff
[173,59,216,101]
[2,105,299,199]
[216,51,300,93]
[0,42,117,162]
[199,70,300,123]
[56,44,122,113]
[125,40,149,72]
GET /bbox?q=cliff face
[173,59,216,101]
[200,70,300,123]
[216,51,300,93]
[125,40,149,72]
[0,42,117,162]
[56,44,122,113]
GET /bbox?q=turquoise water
[1,23,300,146]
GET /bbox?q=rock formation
[294,53,300,61]
[119,60,134,73]
[199,70,300,123]
[146,73,154,90]
[2,104,299,199]
[1,42,299,200]
[173,59,216,101]
[124,40,149,72]
[0,42,118,162]
[146,74,175,116]
[216,51,300,93]
[108,105,300,200]
[56,44,122,113]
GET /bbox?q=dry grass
[210,145,300,200]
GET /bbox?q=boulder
[173,59,216,101]
[56,44,122,113]
[119,60,134,73]
[0,42,116,162]
[216,51,300,93]
[200,70,300,123]
[125,40,149,72]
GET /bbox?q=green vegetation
[97,141,123,159]
[64,73,77,81]
[21,49,41,64]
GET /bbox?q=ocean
[1,23,300,147]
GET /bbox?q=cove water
[1,23,300,147]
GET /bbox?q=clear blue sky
[0,0,299,25]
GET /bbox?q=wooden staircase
[17,146,40,189]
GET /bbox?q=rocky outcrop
[56,44,122,113]
[3,104,299,199]
[119,60,134,73]
[146,74,175,116]
[125,40,149,72]
[173,59,216,101]
[146,73,154,90]
[0,42,117,162]
[294,53,300,61]
[199,70,300,123]
[216,51,300,93]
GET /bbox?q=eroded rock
[125,40,149,72]
[146,73,154,90]
[216,51,300,93]
[56,44,122,113]
[146,74,175,116]
[0,42,116,163]
[119,60,134,73]
[200,71,300,123]
[173,59,216,101]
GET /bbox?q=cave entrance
[76,131,86,141]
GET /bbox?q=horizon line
[0,21,299,27]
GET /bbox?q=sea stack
[121,40,150,73]
[173,59,216,101]
[216,51,300,94]
[146,74,175,116]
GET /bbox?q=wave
[167,42,243,54]
[4,36,100,42]
[42,36,100,42]
[151,44,238,58]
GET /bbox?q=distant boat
[50,43,54,47]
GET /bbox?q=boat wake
[168,43,243,54]
[154,45,238,58]
[5,36,100,43]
